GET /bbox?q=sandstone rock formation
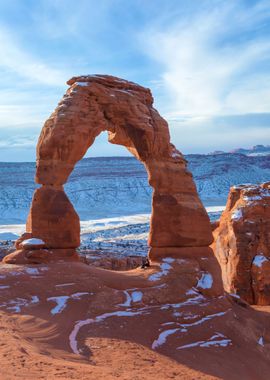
[3,75,213,264]
[213,182,270,305]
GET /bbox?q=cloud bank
[0,0,269,160]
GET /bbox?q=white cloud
[0,26,69,86]
[141,1,270,120]
[0,135,38,149]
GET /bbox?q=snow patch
[21,238,45,246]
[161,294,206,310]
[71,292,90,299]
[258,336,264,346]
[48,296,69,315]
[231,208,243,221]
[131,291,143,303]
[31,295,40,303]
[119,290,132,307]
[197,273,213,289]
[75,82,89,87]
[186,288,198,296]
[229,293,240,299]
[55,283,75,287]
[0,296,40,313]
[253,255,269,267]
[178,333,232,349]
[25,268,40,275]
[171,150,182,159]
[69,310,142,354]
[148,260,173,282]
[48,292,91,314]
[180,311,228,328]
[152,328,180,350]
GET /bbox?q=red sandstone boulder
[213,182,270,304]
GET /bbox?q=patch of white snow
[253,255,269,267]
[21,238,45,246]
[197,273,213,289]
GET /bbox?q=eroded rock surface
[4,75,214,265]
[213,182,270,305]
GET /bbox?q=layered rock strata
[213,182,270,305]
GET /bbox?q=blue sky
[0,0,269,161]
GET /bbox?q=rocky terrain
[1,75,270,379]
[213,182,270,305]
[1,260,270,380]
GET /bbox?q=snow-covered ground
[0,153,269,255]
[0,154,269,225]
[0,206,224,256]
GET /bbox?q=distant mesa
[209,145,270,156]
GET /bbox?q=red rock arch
[4,75,213,264]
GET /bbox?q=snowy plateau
[0,153,269,256]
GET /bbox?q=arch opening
[67,130,152,266]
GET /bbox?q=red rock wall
[213,182,270,305]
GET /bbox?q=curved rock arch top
[4,75,213,264]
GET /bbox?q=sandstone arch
[4,75,213,264]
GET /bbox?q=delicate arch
[4,75,213,264]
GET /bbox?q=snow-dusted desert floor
[0,206,224,257]
[0,153,269,256]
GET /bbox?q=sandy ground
[0,260,270,380]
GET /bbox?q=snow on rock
[119,289,143,306]
[258,336,264,346]
[75,82,90,87]
[148,259,174,282]
[197,273,213,289]
[177,333,232,350]
[119,291,132,307]
[252,255,269,268]
[21,238,45,246]
[231,208,243,221]
[152,328,181,350]
[213,182,270,305]
[131,291,143,303]
[69,310,142,354]
[48,292,91,314]
[71,292,91,299]
[180,311,228,328]
[31,296,40,304]
[69,318,94,354]
[186,288,198,296]
[25,268,40,275]
[0,295,40,313]
[229,293,240,299]
[161,294,206,310]
[48,296,69,315]
[163,257,175,264]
